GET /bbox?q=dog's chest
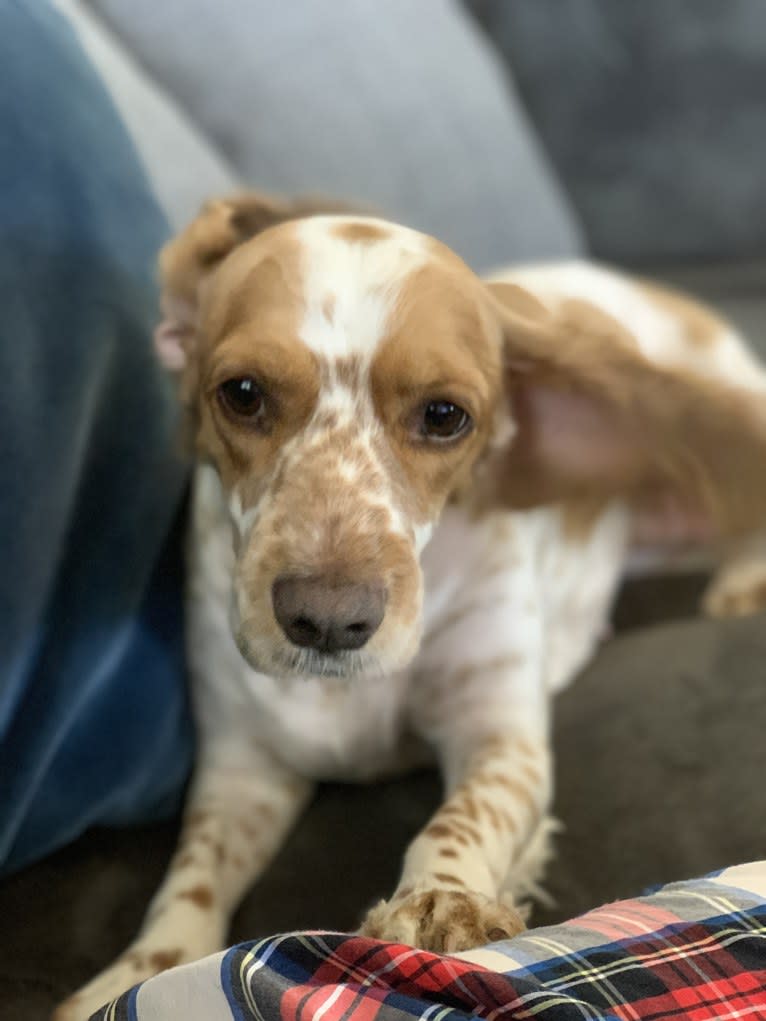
[241,669,425,780]
[235,511,520,778]
[189,467,627,780]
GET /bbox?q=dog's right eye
[217,377,264,419]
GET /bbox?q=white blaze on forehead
[288,217,436,558]
[296,216,429,362]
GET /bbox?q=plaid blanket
[96,861,766,1021]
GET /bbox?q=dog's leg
[53,749,312,1021]
[361,505,626,954]
[703,529,766,617]
[361,723,550,952]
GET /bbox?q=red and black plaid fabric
[98,864,766,1020]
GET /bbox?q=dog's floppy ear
[485,281,766,537]
[155,191,361,372]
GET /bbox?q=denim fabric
[0,1,192,873]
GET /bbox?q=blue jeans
[0,2,192,873]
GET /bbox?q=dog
[55,193,766,1020]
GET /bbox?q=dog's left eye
[217,377,264,419]
[421,400,471,440]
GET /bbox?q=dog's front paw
[52,942,190,1021]
[359,888,525,954]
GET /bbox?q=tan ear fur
[155,190,367,372]
[486,282,766,538]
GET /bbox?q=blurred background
[86,0,766,266]
[2,2,765,1017]
[79,0,766,329]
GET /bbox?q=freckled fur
[332,221,391,244]
[638,278,725,348]
[177,885,214,910]
[58,193,766,1021]
[148,950,182,971]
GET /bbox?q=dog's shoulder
[487,259,763,389]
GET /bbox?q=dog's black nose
[272,575,386,653]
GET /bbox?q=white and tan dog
[57,194,766,1019]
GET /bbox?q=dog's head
[157,193,766,680]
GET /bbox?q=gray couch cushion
[470,0,766,264]
[85,0,583,270]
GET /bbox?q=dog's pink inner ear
[153,290,198,372]
[515,380,641,482]
[500,376,651,508]
[154,318,191,372]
